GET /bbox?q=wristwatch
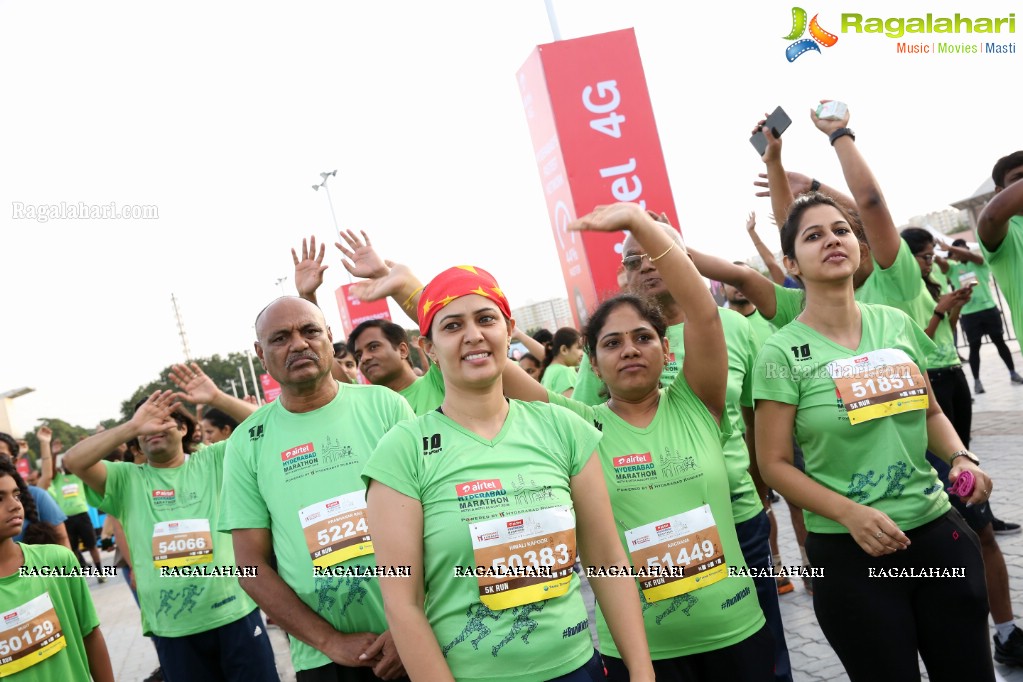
[949,450,979,466]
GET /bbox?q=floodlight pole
[544,0,561,40]
[312,170,350,283]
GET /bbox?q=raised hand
[168,363,219,405]
[754,170,814,198]
[335,229,389,280]
[292,235,328,299]
[569,203,651,234]
[349,260,412,302]
[35,426,52,444]
[128,390,181,437]
[752,116,782,163]
[745,212,756,233]
[810,99,850,135]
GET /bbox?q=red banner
[259,374,282,403]
[518,28,679,328]
[334,283,391,338]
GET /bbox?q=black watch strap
[829,127,856,145]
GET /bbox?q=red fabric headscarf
[418,265,511,336]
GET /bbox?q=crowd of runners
[2,104,1023,682]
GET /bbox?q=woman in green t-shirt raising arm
[753,191,994,682]
[363,264,654,682]
[503,203,774,681]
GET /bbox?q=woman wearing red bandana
[363,265,654,682]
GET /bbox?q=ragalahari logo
[784,7,839,61]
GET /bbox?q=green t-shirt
[753,303,950,534]
[855,240,958,370]
[399,364,446,416]
[85,441,256,637]
[573,309,762,524]
[978,216,1023,339]
[362,401,600,682]
[763,283,805,329]
[767,241,959,370]
[548,375,762,659]
[946,261,995,315]
[0,544,99,682]
[219,382,415,672]
[540,363,578,395]
[745,309,778,349]
[48,472,90,517]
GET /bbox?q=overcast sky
[1,0,1019,434]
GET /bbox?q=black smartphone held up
[750,106,793,156]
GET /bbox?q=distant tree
[22,418,92,469]
[119,352,262,420]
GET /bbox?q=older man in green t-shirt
[220,297,415,680]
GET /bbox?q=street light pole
[312,169,350,283]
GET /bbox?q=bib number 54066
[157,537,207,554]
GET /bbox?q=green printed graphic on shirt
[49,472,89,517]
[0,544,99,682]
[219,383,414,672]
[540,363,578,395]
[548,375,763,659]
[399,364,445,416]
[362,401,600,682]
[574,309,761,523]
[979,217,1023,339]
[947,261,995,315]
[753,303,949,533]
[84,441,256,638]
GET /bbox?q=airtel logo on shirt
[456,479,502,496]
[613,453,652,468]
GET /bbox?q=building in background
[907,208,970,234]
[512,298,574,333]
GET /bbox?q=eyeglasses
[621,254,652,272]
[915,254,935,264]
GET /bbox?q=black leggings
[961,308,1016,379]
[927,367,972,448]
[805,511,992,682]
[602,624,774,681]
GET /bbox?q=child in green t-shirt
[0,460,113,682]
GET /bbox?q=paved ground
[91,342,1022,680]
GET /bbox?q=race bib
[299,491,373,569]
[0,593,66,676]
[151,518,214,568]
[828,348,929,425]
[61,484,79,499]
[470,506,576,610]
[625,504,727,603]
[957,271,979,287]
